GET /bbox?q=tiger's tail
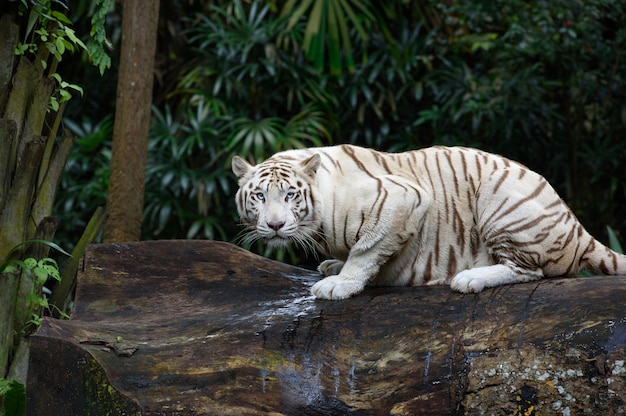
[582,238,626,275]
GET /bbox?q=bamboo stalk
[37,102,67,188]
[30,130,75,238]
[6,338,29,386]
[0,14,19,115]
[50,206,107,315]
[0,270,19,378]
[18,76,54,168]
[0,136,46,259]
[0,119,17,212]
[3,59,38,168]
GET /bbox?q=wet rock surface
[28,240,626,415]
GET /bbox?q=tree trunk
[0,9,73,382]
[28,240,626,415]
[104,0,159,242]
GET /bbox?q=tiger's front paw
[317,259,344,276]
[311,275,365,300]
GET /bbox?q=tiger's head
[231,153,322,252]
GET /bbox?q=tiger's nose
[267,221,285,231]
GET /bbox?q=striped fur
[232,144,626,300]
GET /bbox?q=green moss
[83,355,141,416]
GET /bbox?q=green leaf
[0,378,10,395]
[45,265,60,281]
[34,267,49,285]
[51,10,73,25]
[283,0,315,30]
[39,257,59,268]
[26,6,39,40]
[59,89,73,103]
[29,314,43,327]
[49,73,62,83]
[4,380,26,416]
[282,0,373,74]
[0,259,28,274]
[335,0,355,73]
[63,26,88,51]
[15,43,29,55]
[339,0,371,42]
[67,83,84,95]
[3,264,18,273]
[327,0,341,75]
[49,96,60,112]
[87,40,112,76]
[607,226,624,254]
[23,258,37,269]
[46,42,61,61]
[55,36,66,55]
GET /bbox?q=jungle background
[57,0,626,263]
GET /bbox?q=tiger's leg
[450,167,557,293]
[311,176,430,300]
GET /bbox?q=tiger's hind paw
[317,259,345,276]
[311,275,364,300]
[450,269,487,293]
[450,264,520,293]
[450,264,543,293]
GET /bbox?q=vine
[13,0,113,111]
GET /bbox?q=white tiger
[232,144,626,300]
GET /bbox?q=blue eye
[286,191,295,199]
[255,192,265,201]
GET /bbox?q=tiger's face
[231,154,322,251]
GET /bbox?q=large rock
[28,240,626,415]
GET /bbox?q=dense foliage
[55,0,626,263]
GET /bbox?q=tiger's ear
[301,154,321,178]
[232,156,253,180]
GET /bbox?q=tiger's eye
[256,192,265,201]
[286,191,295,199]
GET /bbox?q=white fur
[233,145,626,301]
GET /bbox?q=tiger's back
[296,145,499,287]
[232,144,626,299]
